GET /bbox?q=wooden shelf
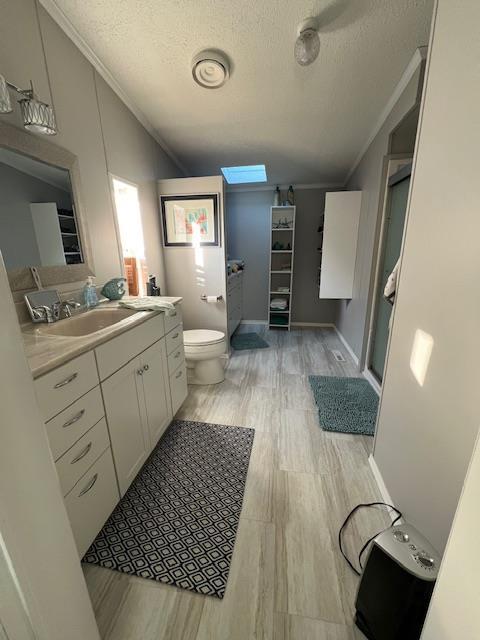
[269,205,296,331]
[271,290,291,294]
[270,270,291,274]
[271,228,293,231]
[271,250,292,253]
[269,309,290,314]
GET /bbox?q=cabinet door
[140,339,172,451]
[102,356,149,496]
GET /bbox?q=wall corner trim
[333,325,359,366]
[368,454,401,522]
[362,368,381,396]
[38,0,189,176]
[343,47,427,186]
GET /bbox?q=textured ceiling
[50,0,434,184]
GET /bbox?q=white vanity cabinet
[33,302,186,556]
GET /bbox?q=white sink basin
[37,308,137,337]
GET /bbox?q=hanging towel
[119,297,177,316]
[384,259,400,304]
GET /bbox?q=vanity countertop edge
[22,297,183,379]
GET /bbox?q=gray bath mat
[309,376,378,436]
[231,332,269,350]
[83,419,254,598]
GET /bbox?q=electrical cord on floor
[338,502,403,576]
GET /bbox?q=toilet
[183,329,227,385]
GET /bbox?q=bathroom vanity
[22,300,187,557]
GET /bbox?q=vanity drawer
[64,447,119,558]
[164,304,182,334]
[34,351,99,422]
[95,314,165,381]
[170,364,188,415]
[165,324,183,355]
[56,417,110,497]
[46,385,104,461]
[167,345,185,375]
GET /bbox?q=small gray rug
[83,420,254,598]
[309,376,378,436]
[231,332,269,350]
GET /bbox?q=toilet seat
[183,329,225,346]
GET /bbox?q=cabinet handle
[175,370,183,379]
[171,332,179,339]
[78,473,98,496]
[137,368,144,376]
[174,351,181,358]
[171,311,177,316]
[70,442,92,464]
[143,364,149,372]
[62,409,85,429]
[54,372,78,389]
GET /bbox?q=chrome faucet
[25,289,82,324]
[57,300,81,318]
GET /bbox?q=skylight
[221,164,267,184]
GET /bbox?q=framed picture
[160,194,219,247]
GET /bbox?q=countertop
[22,297,182,379]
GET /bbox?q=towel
[384,259,400,303]
[119,297,177,316]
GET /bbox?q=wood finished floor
[84,326,389,639]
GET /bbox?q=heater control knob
[393,530,410,543]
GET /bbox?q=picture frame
[160,194,219,247]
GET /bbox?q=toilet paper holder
[200,294,223,302]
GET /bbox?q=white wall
[0,0,181,292]
[336,61,425,361]
[0,255,100,640]
[421,431,480,639]
[373,0,480,553]
[158,176,228,333]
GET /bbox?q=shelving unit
[268,205,296,330]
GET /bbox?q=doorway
[369,163,411,382]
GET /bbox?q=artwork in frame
[161,194,219,247]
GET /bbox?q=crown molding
[344,46,427,186]
[226,182,343,193]
[38,0,189,176]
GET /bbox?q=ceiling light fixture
[0,77,57,135]
[294,18,320,66]
[192,49,230,89]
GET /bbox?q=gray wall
[226,188,339,324]
[0,0,181,290]
[373,0,479,553]
[0,163,71,269]
[335,66,424,361]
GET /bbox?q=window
[221,164,267,184]
[111,177,147,296]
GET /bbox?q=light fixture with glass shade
[0,77,57,135]
[0,75,13,113]
[294,18,320,66]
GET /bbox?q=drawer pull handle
[62,409,85,428]
[54,372,78,389]
[171,332,179,339]
[175,370,183,379]
[71,442,92,464]
[143,364,149,372]
[171,311,177,317]
[174,351,181,358]
[137,368,144,376]
[79,473,98,497]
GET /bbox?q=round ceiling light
[192,49,230,89]
[294,18,320,66]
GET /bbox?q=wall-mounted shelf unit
[269,205,296,330]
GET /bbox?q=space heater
[355,523,440,640]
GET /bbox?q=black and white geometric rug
[83,420,254,598]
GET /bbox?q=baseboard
[368,454,402,523]
[333,326,360,366]
[362,368,381,396]
[240,320,268,325]
[291,322,335,328]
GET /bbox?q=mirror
[0,146,84,270]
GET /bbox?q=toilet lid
[183,329,225,346]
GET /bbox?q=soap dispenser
[83,276,99,308]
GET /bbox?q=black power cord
[338,502,403,576]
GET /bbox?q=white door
[102,357,149,495]
[140,339,172,450]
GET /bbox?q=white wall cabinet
[319,191,362,299]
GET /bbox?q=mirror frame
[0,120,94,292]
